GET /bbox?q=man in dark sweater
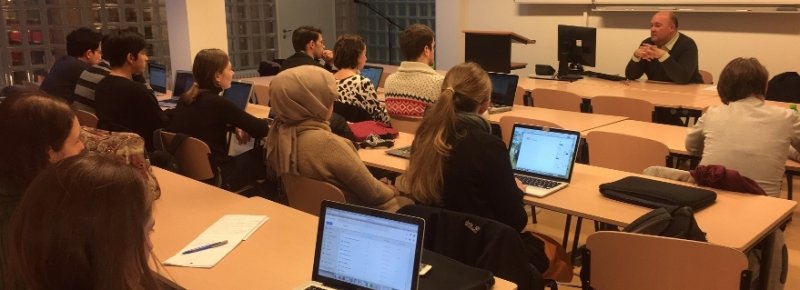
[94,30,168,151]
[280,26,334,72]
[625,11,703,84]
[40,27,103,102]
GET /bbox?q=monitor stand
[557,61,584,82]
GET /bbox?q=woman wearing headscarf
[266,66,410,211]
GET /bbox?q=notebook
[222,80,253,110]
[172,70,194,97]
[148,62,168,95]
[360,65,383,90]
[487,73,518,114]
[508,124,581,197]
[296,200,425,290]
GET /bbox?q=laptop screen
[314,201,423,290]
[488,73,518,106]
[172,70,194,97]
[360,66,383,90]
[148,62,167,93]
[509,125,580,181]
[222,80,252,110]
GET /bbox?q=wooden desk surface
[487,106,628,135]
[583,120,690,155]
[244,103,269,119]
[358,132,412,172]
[527,164,797,251]
[152,168,516,290]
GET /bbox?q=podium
[464,30,535,73]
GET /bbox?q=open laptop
[508,124,581,197]
[172,70,194,97]
[385,145,412,159]
[360,65,384,90]
[148,62,169,97]
[487,73,518,114]
[222,80,253,110]
[296,200,425,290]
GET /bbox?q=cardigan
[625,33,703,84]
[293,128,409,211]
[686,96,800,196]
[384,61,444,118]
[441,116,528,232]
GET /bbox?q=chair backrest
[586,131,669,174]
[498,115,561,147]
[389,115,422,134]
[282,174,346,216]
[698,70,714,84]
[530,88,583,112]
[584,231,749,290]
[591,96,655,122]
[160,130,215,181]
[74,109,98,128]
[766,71,800,103]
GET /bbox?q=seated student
[266,66,410,211]
[383,24,444,118]
[0,89,84,289]
[167,48,269,190]
[686,57,800,197]
[94,30,168,151]
[6,153,159,290]
[280,26,334,71]
[332,34,391,125]
[40,27,103,102]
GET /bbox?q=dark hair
[333,34,366,69]
[181,48,230,104]
[292,26,322,52]
[400,24,434,61]
[66,27,102,57]
[7,153,160,290]
[717,57,768,104]
[104,29,147,68]
[0,92,75,195]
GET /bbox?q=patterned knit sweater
[384,61,444,118]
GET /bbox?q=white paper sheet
[164,214,268,268]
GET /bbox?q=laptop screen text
[318,207,418,290]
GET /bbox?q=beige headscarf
[266,66,339,176]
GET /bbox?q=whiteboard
[594,0,800,3]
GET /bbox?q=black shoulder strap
[167,133,190,155]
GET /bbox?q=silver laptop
[508,124,581,197]
[222,80,254,110]
[487,72,518,114]
[296,200,425,290]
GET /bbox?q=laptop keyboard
[304,286,327,290]
[515,174,560,189]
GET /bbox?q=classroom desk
[244,103,269,119]
[359,132,413,172]
[151,168,517,290]
[487,105,628,135]
[531,164,797,252]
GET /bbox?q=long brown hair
[404,62,491,205]
[181,48,230,104]
[7,153,160,290]
[0,90,75,195]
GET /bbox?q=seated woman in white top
[686,57,800,196]
[332,34,390,125]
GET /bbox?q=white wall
[166,0,228,75]
[437,1,800,80]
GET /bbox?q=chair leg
[531,205,538,224]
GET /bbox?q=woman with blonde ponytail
[167,48,269,190]
[401,62,529,232]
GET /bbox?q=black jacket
[399,205,545,290]
[280,52,332,72]
[625,33,703,84]
[441,115,528,232]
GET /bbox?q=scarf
[266,66,339,176]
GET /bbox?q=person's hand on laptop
[515,177,526,192]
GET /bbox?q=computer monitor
[557,25,596,80]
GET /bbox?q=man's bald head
[650,11,678,46]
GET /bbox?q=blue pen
[181,240,228,255]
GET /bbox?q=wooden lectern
[464,30,535,73]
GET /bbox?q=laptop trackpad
[524,183,566,198]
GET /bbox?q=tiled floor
[525,177,799,289]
